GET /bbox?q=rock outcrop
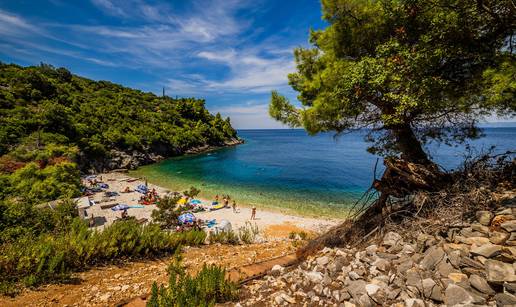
[239,205,516,306]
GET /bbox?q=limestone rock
[485,259,516,283]
[383,231,402,247]
[476,211,493,226]
[469,274,495,295]
[405,298,425,307]
[494,292,516,306]
[501,220,516,232]
[305,271,323,284]
[444,284,474,306]
[471,243,502,258]
[489,231,510,244]
[420,246,445,270]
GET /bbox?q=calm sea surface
[132,128,516,217]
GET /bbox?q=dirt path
[0,241,297,307]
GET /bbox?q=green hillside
[0,62,239,202]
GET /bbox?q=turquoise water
[132,128,516,217]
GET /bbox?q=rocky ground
[0,240,296,307]
[238,206,516,306]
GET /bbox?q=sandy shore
[82,172,340,236]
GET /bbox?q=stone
[305,271,323,284]
[420,246,445,270]
[490,231,510,244]
[365,244,378,255]
[476,210,493,226]
[383,231,402,247]
[316,256,329,266]
[485,259,516,283]
[471,243,502,258]
[406,268,423,288]
[501,220,516,232]
[372,258,390,272]
[494,292,516,306]
[271,265,284,276]
[343,302,356,307]
[469,274,495,295]
[358,293,374,307]
[347,280,367,300]
[436,261,455,277]
[471,223,490,234]
[444,284,474,306]
[348,271,361,280]
[505,282,516,294]
[365,284,380,296]
[99,293,111,302]
[461,236,491,245]
[405,298,425,307]
[121,285,130,291]
[421,278,435,298]
[448,272,469,287]
[508,232,516,246]
[459,257,484,270]
[401,244,416,254]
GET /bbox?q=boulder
[485,259,516,283]
[444,284,474,306]
[271,265,284,276]
[501,220,516,232]
[469,274,495,295]
[316,256,329,266]
[476,211,493,226]
[470,243,502,258]
[489,231,509,245]
[305,271,323,284]
[420,246,445,270]
[383,231,402,247]
[405,298,425,307]
[494,292,516,306]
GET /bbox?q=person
[223,196,229,208]
[121,209,128,219]
[215,194,219,202]
[251,206,256,220]
[232,200,237,213]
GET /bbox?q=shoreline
[84,172,341,236]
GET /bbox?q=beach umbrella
[178,213,196,224]
[111,204,130,211]
[190,199,202,204]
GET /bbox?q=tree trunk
[391,123,431,165]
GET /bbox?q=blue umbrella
[178,213,196,224]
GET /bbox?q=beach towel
[129,205,145,209]
[190,199,202,204]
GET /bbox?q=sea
[131,127,516,218]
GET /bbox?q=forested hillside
[0,62,239,202]
[0,62,239,167]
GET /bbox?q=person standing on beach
[251,206,256,220]
[232,200,237,213]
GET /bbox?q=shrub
[237,222,259,244]
[0,219,206,295]
[209,230,240,245]
[147,254,238,307]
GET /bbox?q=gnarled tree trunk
[391,123,431,165]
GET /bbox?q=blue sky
[0,0,326,129]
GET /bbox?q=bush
[237,222,259,244]
[0,219,206,295]
[209,223,259,245]
[147,254,238,307]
